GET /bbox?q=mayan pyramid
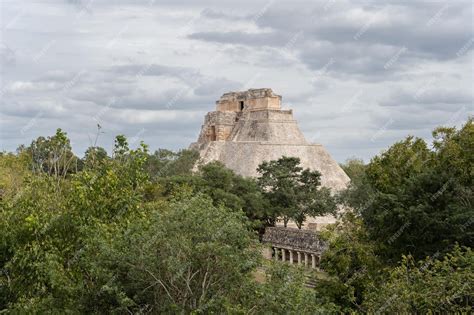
[190,88,350,229]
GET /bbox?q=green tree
[81,193,260,313]
[0,151,31,200]
[0,135,150,312]
[239,263,340,314]
[363,245,473,313]
[314,212,384,312]
[343,120,473,262]
[337,158,373,217]
[71,136,149,221]
[257,156,337,228]
[150,161,271,236]
[82,146,108,169]
[198,162,271,234]
[145,148,199,180]
[340,157,366,182]
[27,128,79,178]
[0,175,75,312]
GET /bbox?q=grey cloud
[200,8,250,21]
[0,43,16,69]
[188,31,285,47]
[381,88,473,110]
[221,45,299,69]
[112,90,210,110]
[0,99,65,119]
[370,103,472,132]
[194,77,241,96]
[34,70,73,82]
[299,42,417,80]
[110,64,201,82]
[189,1,472,80]
[255,1,471,59]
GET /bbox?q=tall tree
[27,128,79,178]
[340,158,366,182]
[344,119,474,262]
[153,162,270,235]
[81,194,260,313]
[257,156,337,228]
[144,148,199,180]
[82,146,108,169]
[315,212,384,312]
[363,245,473,313]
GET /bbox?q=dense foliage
[321,119,474,312]
[0,131,334,313]
[341,119,473,262]
[1,119,472,313]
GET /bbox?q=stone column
[282,248,286,262]
[274,247,279,261]
[304,253,309,267]
[297,252,302,265]
[311,254,316,269]
[289,250,294,264]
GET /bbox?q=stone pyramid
[190,88,350,229]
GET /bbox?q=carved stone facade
[262,227,326,268]
[190,88,350,230]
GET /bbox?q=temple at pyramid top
[194,88,307,144]
[215,88,282,112]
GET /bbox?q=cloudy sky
[1,0,472,162]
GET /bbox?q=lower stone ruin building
[262,227,327,269]
[190,88,350,267]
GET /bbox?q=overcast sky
[1,0,472,162]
